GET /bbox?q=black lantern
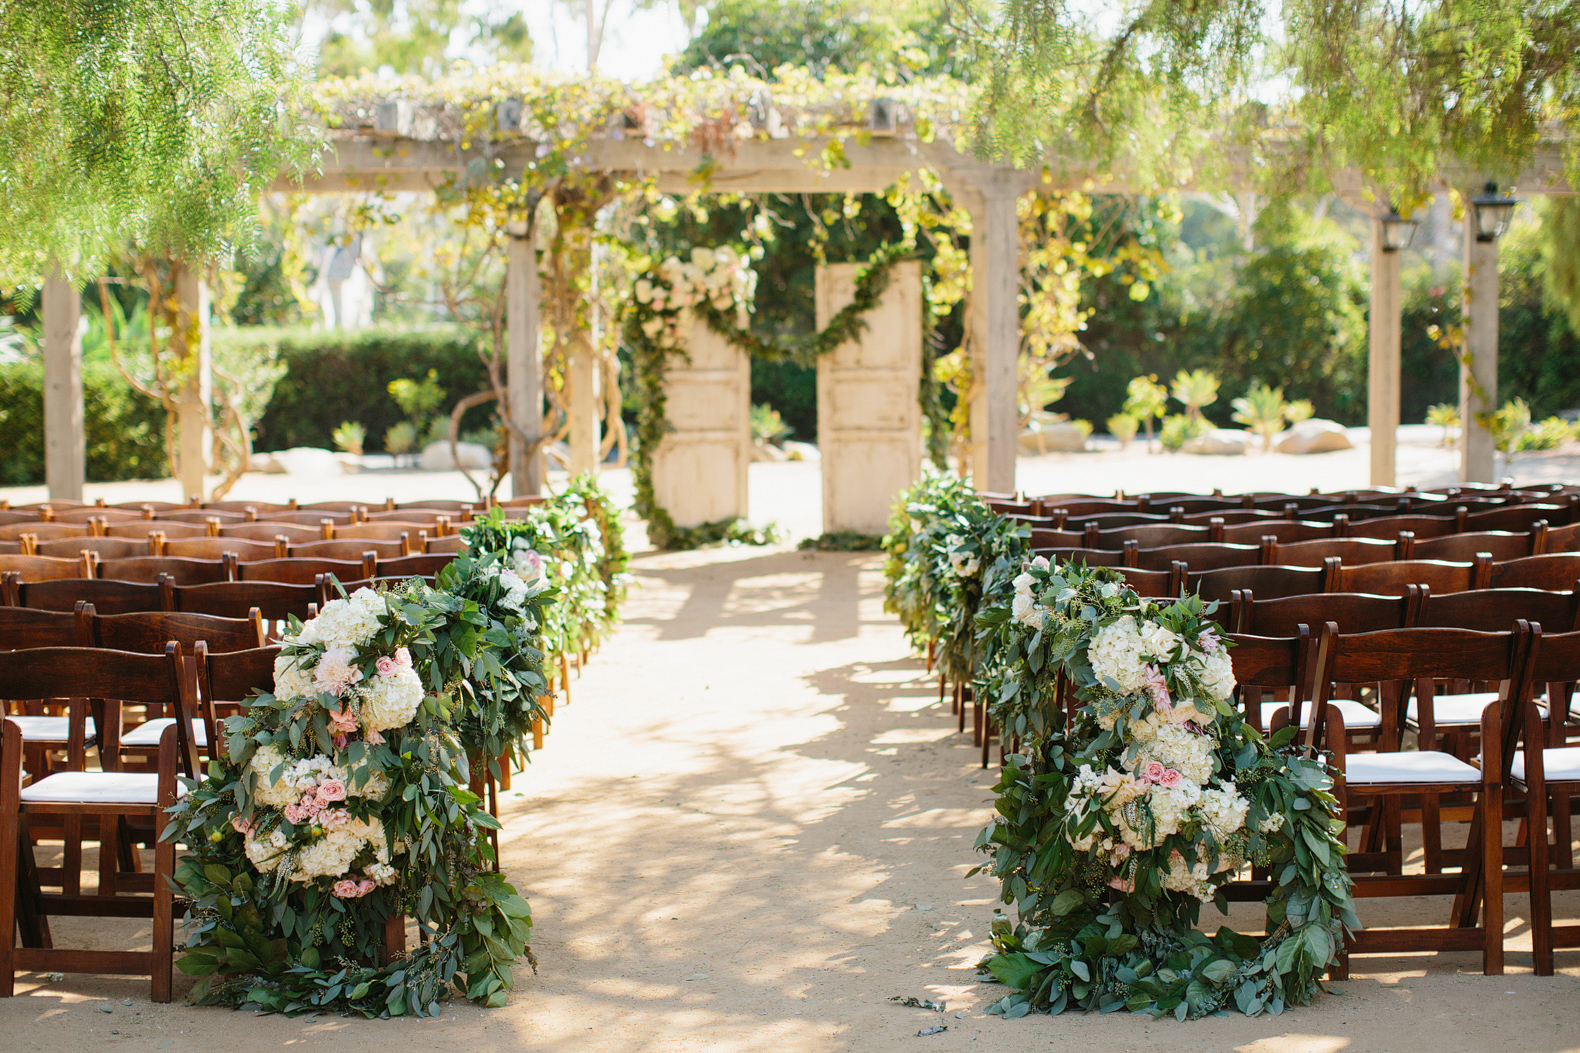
[1379,210,1417,253]
[1471,181,1517,242]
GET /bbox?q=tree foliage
[0,0,317,285]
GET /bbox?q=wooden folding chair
[1301,621,1540,975]
[32,536,153,561]
[0,643,201,1000]
[8,576,175,614]
[1487,552,1580,591]
[287,538,404,561]
[96,556,230,586]
[235,555,376,585]
[1134,542,1258,572]
[1324,556,1489,596]
[161,536,284,561]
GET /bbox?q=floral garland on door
[171,586,533,1016]
[626,242,907,549]
[971,559,1356,1019]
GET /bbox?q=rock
[1274,419,1355,455]
[266,447,343,476]
[248,452,287,474]
[750,442,787,462]
[782,441,820,462]
[1019,420,1088,454]
[420,441,494,471]
[1181,429,1249,456]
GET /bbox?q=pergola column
[568,343,599,475]
[1460,208,1500,483]
[42,267,84,502]
[506,224,544,496]
[1367,219,1402,486]
[966,181,1021,493]
[173,262,212,501]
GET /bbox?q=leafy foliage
[0,1,316,284]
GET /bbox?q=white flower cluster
[1011,571,1048,631]
[287,588,387,650]
[1193,647,1237,701]
[944,534,979,578]
[248,747,390,809]
[1199,783,1251,843]
[357,664,425,732]
[635,246,757,347]
[1130,722,1216,785]
[292,815,389,882]
[1089,616,1149,693]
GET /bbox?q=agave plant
[1123,375,1169,452]
[1106,412,1140,448]
[1170,369,1221,421]
[1425,403,1461,447]
[1285,399,1315,425]
[1231,382,1288,451]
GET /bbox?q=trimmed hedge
[0,360,168,485]
[229,326,496,453]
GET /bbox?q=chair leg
[1530,784,1554,976]
[0,804,18,996]
[1554,789,1574,870]
[1482,784,1505,976]
[1422,795,1445,874]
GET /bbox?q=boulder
[1181,429,1249,456]
[1019,420,1088,454]
[750,442,788,463]
[420,440,494,471]
[1274,419,1354,455]
[248,452,287,474]
[782,441,820,462]
[264,447,342,476]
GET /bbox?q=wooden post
[1460,209,1500,483]
[42,267,84,502]
[172,262,212,501]
[967,183,1020,492]
[507,224,545,497]
[1368,219,1402,486]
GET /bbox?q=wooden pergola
[33,100,1579,501]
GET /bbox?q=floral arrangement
[970,559,1355,1020]
[633,245,757,348]
[171,584,534,1016]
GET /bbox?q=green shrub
[1159,413,1208,451]
[230,326,495,453]
[1515,415,1574,452]
[0,360,168,484]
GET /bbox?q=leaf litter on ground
[889,995,947,1012]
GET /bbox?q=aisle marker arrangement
[885,476,1357,1020]
[169,476,627,1016]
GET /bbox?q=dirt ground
[5,547,1580,1052]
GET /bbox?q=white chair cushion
[19,771,187,805]
[1344,750,1482,785]
[1406,691,1519,727]
[1269,698,1382,730]
[7,716,95,744]
[121,718,206,748]
[1512,747,1580,784]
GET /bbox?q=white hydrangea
[944,535,979,578]
[1132,723,1216,786]
[1198,783,1251,844]
[290,588,387,650]
[1088,616,1149,694]
[244,827,290,873]
[1195,648,1237,701]
[1114,781,1199,849]
[273,652,314,700]
[290,815,388,882]
[357,665,424,731]
[1162,849,1214,900]
[249,745,296,807]
[1259,812,1286,834]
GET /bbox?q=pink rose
[1142,760,1166,783]
[364,729,385,745]
[1110,842,1132,864]
[1142,664,1171,713]
[332,732,347,749]
[230,815,252,835]
[376,655,398,676]
[357,879,376,896]
[321,808,350,829]
[332,879,361,899]
[394,647,412,668]
[1197,627,1221,653]
[1108,876,1135,893]
[1159,768,1183,789]
[1030,555,1050,571]
[297,794,321,817]
[327,705,358,734]
[318,778,347,802]
[283,803,305,825]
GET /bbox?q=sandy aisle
[4,546,1580,1052]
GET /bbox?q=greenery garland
[627,242,907,550]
